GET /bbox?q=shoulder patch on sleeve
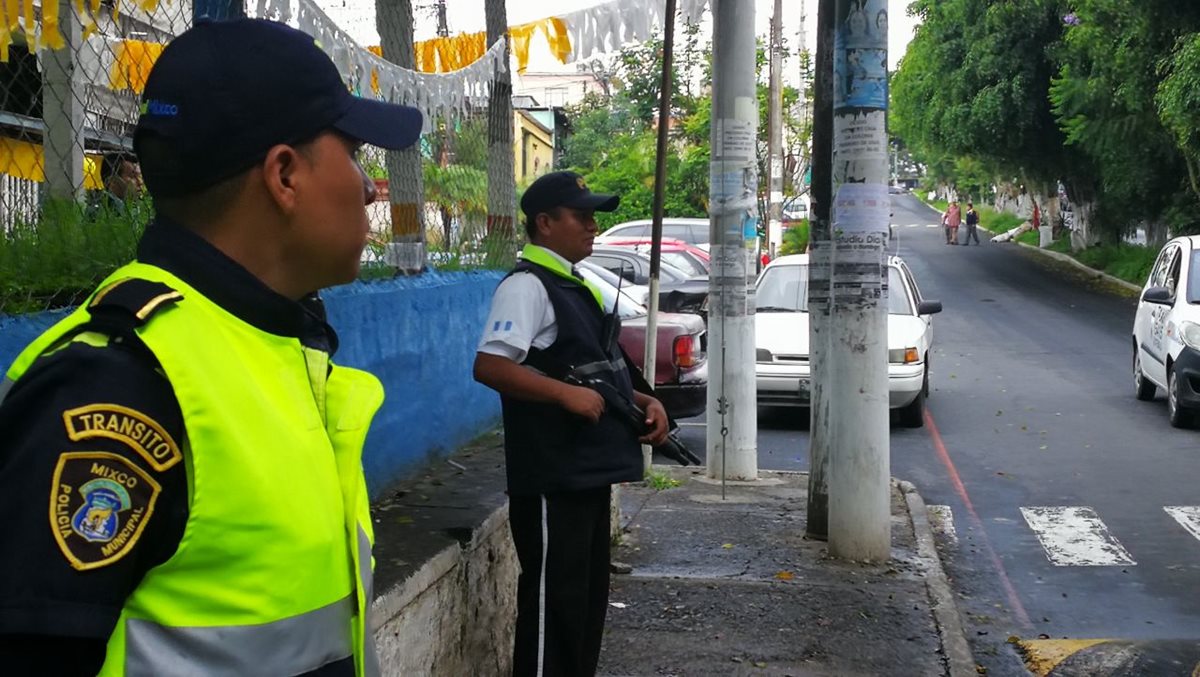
[62,404,183,472]
[50,452,162,571]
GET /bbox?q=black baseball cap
[134,18,424,197]
[520,171,619,221]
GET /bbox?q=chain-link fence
[0,0,521,316]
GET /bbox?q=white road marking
[928,505,958,545]
[1020,506,1136,566]
[1164,506,1200,543]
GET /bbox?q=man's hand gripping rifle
[561,367,701,467]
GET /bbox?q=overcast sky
[324,0,919,71]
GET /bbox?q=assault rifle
[562,368,701,467]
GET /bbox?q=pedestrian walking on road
[964,202,982,244]
[0,19,423,676]
[474,171,670,677]
[943,201,961,244]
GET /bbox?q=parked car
[598,237,711,276]
[753,254,943,427]
[1131,235,1200,427]
[576,261,708,419]
[782,196,809,223]
[597,218,711,249]
[586,245,709,319]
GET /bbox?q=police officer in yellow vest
[0,19,423,675]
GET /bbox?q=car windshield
[755,264,912,314]
[577,265,649,319]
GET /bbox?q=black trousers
[508,486,612,677]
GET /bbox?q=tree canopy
[891,0,1200,241]
[559,28,810,232]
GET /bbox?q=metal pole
[378,0,427,273]
[827,0,891,562]
[643,0,677,471]
[766,0,783,259]
[706,0,758,482]
[42,0,84,202]
[806,0,835,540]
[194,0,244,21]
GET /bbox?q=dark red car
[578,261,707,419]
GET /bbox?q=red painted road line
[924,407,1033,629]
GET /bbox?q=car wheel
[898,371,926,428]
[1133,348,1156,401]
[1168,368,1192,429]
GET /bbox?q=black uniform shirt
[0,220,350,676]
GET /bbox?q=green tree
[1051,1,1200,239]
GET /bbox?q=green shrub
[779,219,809,255]
[0,196,151,315]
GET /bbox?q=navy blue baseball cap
[520,171,619,221]
[135,18,423,197]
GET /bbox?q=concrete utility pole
[706,0,758,483]
[643,0,678,471]
[41,0,84,202]
[378,0,427,273]
[826,0,891,561]
[485,0,516,249]
[766,0,783,259]
[806,0,835,540]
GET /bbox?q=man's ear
[262,144,307,215]
[535,211,554,240]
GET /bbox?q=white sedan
[1131,235,1200,427]
[754,254,943,427]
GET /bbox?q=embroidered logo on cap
[140,99,179,117]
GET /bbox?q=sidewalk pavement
[597,466,976,677]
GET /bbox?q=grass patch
[1073,243,1157,285]
[978,207,1024,234]
[1015,229,1040,246]
[645,469,682,491]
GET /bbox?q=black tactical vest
[500,260,643,495]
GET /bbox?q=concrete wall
[0,270,506,499]
[324,271,505,496]
[372,504,518,677]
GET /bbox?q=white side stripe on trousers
[537,495,548,677]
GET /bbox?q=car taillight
[673,335,697,368]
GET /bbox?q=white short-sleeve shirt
[476,246,568,363]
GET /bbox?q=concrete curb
[1013,241,1142,294]
[898,480,976,677]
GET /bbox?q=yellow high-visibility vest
[7,261,383,676]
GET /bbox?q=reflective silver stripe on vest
[0,377,13,405]
[358,523,381,677]
[358,524,374,607]
[125,595,354,676]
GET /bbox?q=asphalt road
[672,194,1200,675]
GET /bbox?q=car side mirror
[1141,286,1173,305]
[917,300,943,315]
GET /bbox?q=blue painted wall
[0,271,505,499]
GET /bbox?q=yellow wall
[513,113,554,186]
